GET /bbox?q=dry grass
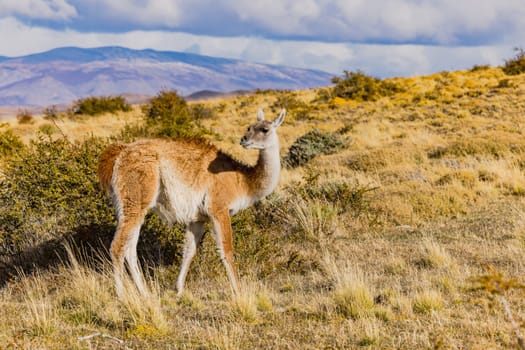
[1,67,525,348]
[4,107,143,143]
[324,255,376,319]
[412,289,445,314]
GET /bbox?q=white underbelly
[154,162,207,224]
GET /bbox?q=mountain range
[0,46,332,107]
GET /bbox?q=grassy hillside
[1,66,525,349]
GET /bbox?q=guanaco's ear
[272,109,286,128]
[257,108,265,121]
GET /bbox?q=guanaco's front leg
[210,209,239,295]
[176,221,205,297]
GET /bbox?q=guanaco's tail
[97,143,126,193]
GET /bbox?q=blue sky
[0,0,523,77]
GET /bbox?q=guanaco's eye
[262,127,269,133]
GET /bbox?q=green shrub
[228,172,379,276]
[0,134,182,282]
[16,110,35,124]
[469,64,491,72]
[496,79,513,89]
[0,128,25,158]
[331,70,403,101]
[427,139,509,159]
[313,88,333,104]
[270,92,312,119]
[71,96,131,116]
[502,47,525,75]
[43,105,60,120]
[0,135,110,263]
[142,90,208,139]
[189,103,216,122]
[38,123,57,135]
[143,90,188,122]
[283,129,349,168]
[297,178,378,218]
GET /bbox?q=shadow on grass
[0,222,180,288]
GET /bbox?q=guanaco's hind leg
[110,156,159,298]
[125,215,148,295]
[176,221,205,297]
[210,210,240,295]
[111,215,147,298]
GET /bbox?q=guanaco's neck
[251,142,281,199]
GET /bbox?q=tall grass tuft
[61,242,168,334]
[288,197,340,244]
[120,279,169,335]
[323,254,375,319]
[418,237,455,270]
[19,271,57,336]
[413,290,445,314]
[59,242,121,328]
[230,279,269,323]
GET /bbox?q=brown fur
[97,143,126,193]
[99,109,285,298]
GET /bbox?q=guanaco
[98,108,285,297]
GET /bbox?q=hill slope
[0,46,332,107]
[1,67,525,349]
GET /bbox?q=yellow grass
[1,66,525,348]
[5,107,142,143]
[413,289,445,314]
[331,271,375,318]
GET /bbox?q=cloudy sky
[0,0,523,77]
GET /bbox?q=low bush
[298,179,378,218]
[331,70,403,101]
[469,64,491,72]
[0,134,182,283]
[225,175,379,277]
[283,129,349,168]
[502,47,525,75]
[270,92,312,119]
[435,171,477,188]
[189,103,216,122]
[0,135,110,265]
[143,90,188,123]
[43,105,60,120]
[263,169,377,229]
[71,96,131,116]
[142,90,209,139]
[496,79,513,89]
[0,128,25,158]
[17,110,35,124]
[312,88,333,104]
[37,123,57,136]
[427,139,510,159]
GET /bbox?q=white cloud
[0,0,76,20]
[0,17,514,78]
[0,0,515,56]
[53,0,525,46]
[319,0,525,44]
[2,0,522,49]
[79,0,184,27]
[229,0,322,36]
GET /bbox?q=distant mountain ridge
[11,47,235,66]
[0,46,332,107]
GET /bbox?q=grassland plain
[0,66,525,349]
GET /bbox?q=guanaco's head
[240,109,286,150]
